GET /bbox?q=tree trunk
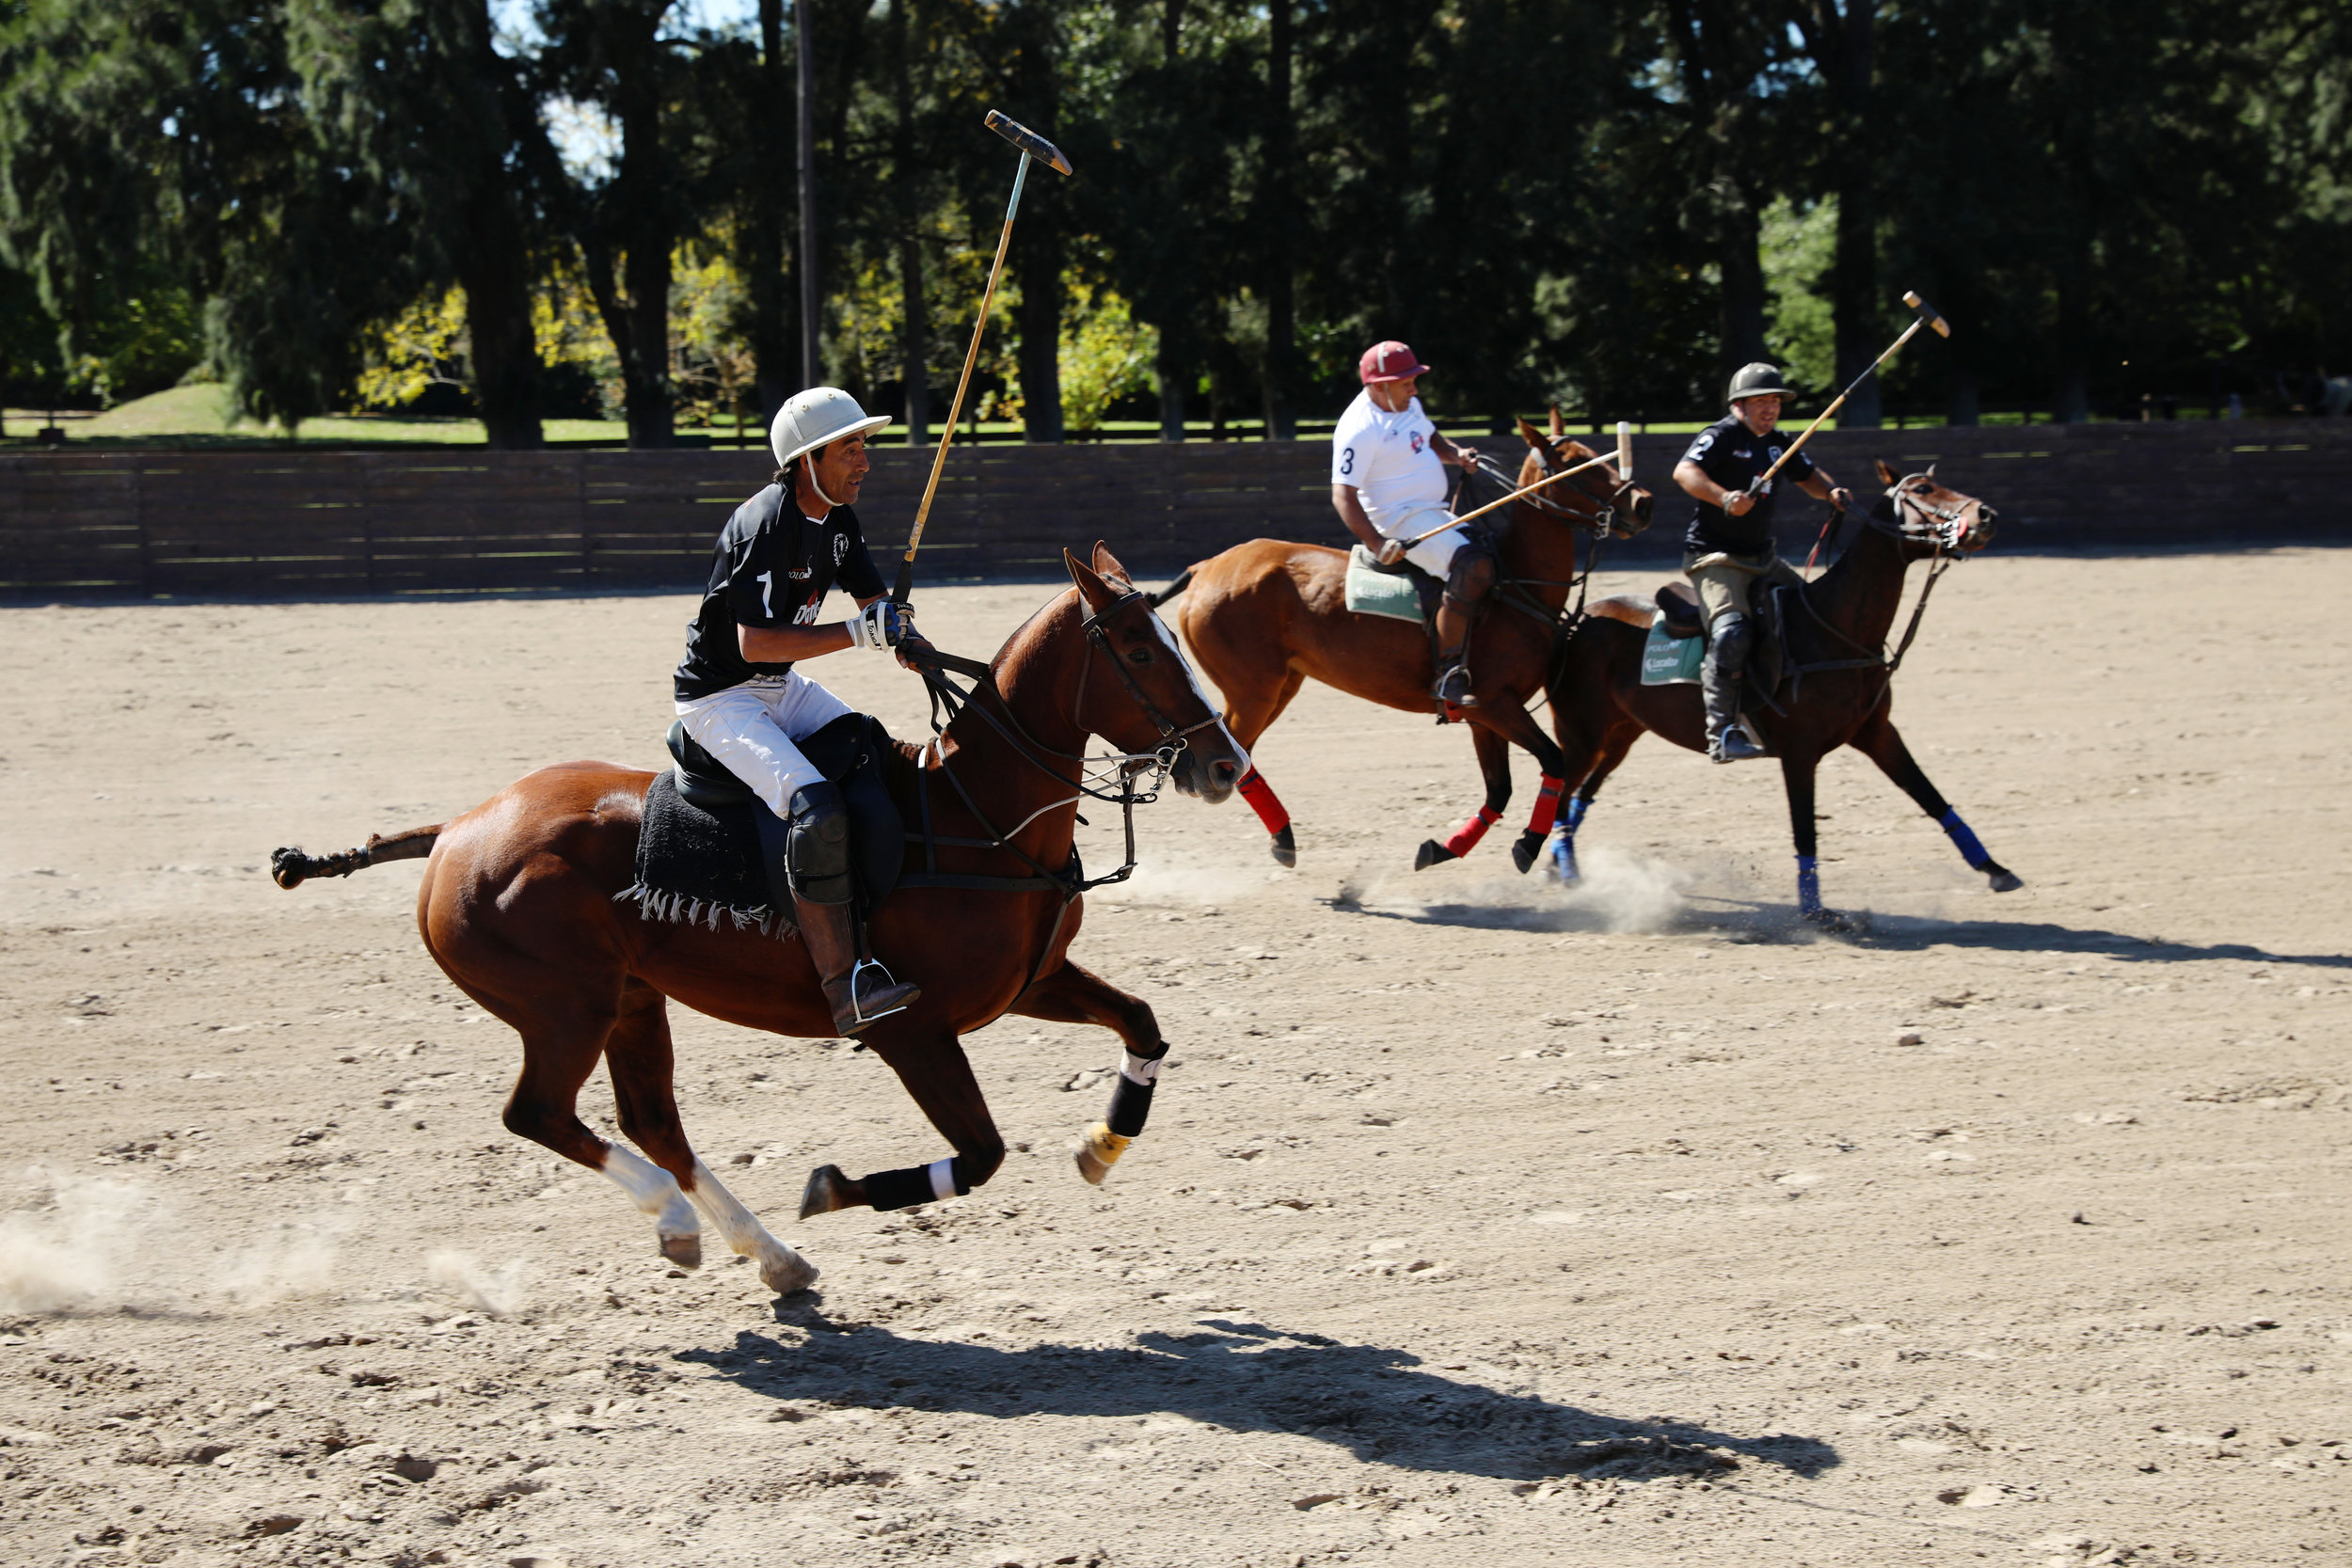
[1016,208,1064,443]
[1158,337,1186,441]
[751,0,792,423]
[795,0,820,388]
[605,4,673,449]
[892,0,926,445]
[1814,0,1880,429]
[1717,194,1768,388]
[1260,0,1295,440]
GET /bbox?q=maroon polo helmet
[1359,341,1432,386]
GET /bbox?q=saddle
[1344,538,1486,723]
[623,713,906,938]
[1650,578,1790,709]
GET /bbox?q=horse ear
[1517,416,1545,449]
[1089,539,1134,588]
[1064,546,1119,612]
[1875,458,1899,486]
[1549,404,1565,438]
[1925,463,1938,481]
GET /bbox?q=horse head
[1513,411,1655,538]
[1062,542,1249,805]
[1871,460,1996,557]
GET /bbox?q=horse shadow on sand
[1333,882,2352,971]
[677,1311,1839,1483]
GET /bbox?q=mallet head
[1903,290,1951,339]
[1615,420,1632,483]
[985,110,1073,176]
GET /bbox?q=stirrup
[1435,664,1478,709]
[1708,723,1767,764]
[836,958,916,1033]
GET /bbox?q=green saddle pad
[1343,545,1424,623]
[1640,611,1707,686]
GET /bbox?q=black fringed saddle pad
[625,770,785,934]
[619,713,906,939]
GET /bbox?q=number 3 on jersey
[1339,446,1355,477]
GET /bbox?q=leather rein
[1787,478,1979,683]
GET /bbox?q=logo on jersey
[1409,433,1425,455]
[833,532,851,565]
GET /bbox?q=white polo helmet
[770,387,890,467]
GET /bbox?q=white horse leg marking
[681,1158,819,1296]
[596,1139,701,1266]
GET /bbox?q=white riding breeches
[674,671,854,818]
[1377,502,1471,578]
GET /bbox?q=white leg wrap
[928,1158,958,1201]
[598,1141,696,1237]
[1120,1052,1164,1086]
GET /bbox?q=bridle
[1072,589,1227,778]
[900,584,1225,903]
[1788,473,1989,684]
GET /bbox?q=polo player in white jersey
[1328,340,1487,707]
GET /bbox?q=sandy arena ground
[2,547,2347,1568]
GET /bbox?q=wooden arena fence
[3,420,2348,597]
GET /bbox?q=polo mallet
[892,111,1073,605]
[1751,290,1950,495]
[1396,419,1635,549]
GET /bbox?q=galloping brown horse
[1542,463,2022,925]
[1158,415,1654,873]
[270,545,1248,1296]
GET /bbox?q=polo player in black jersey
[1672,362,1854,762]
[673,388,931,1035]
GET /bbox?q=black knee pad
[1708,612,1753,671]
[1447,546,1498,604]
[786,782,853,905]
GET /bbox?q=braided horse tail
[271,824,441,890]
[1144,569,1194,610]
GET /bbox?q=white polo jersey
[1330,389,1449,537]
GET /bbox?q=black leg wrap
[1105,1074,1156,1139]
[861,1163,958,1212]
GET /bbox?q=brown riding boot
[793,896,919,1036]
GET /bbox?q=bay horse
[269,545,1248,1296]
[1156,413,1654,873]
[1542,462,2024,926]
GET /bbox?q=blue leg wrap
[1547,796,1590,881]
[1938,807,1991,870]
[1796,855,1821,914]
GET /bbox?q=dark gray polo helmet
[1727,361,1795,402]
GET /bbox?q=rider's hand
[894,629,932,672]
[1829,485,1854,511]
[1721,488,1755,517]
[1452,444,1481,471]
[1376,538,1406,567]
[848,598,911,653]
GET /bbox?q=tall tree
[1794,0,1881,426]
[292,0,554,448]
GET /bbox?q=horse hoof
[1269,826,1297,869]
[269,847,309,889]
[758,1247,820,1296]
[1414,839,1454,872]
[1074,1122,1132,1187]
[1986,867,2024,893]
[1548,845,1581,884]
[660,1231,703,1269]
[1509,831,1544,876]
[798,1164,854,1220]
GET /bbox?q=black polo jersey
[1679,415,1817,556]
[673,485,887,701]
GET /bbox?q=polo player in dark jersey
[673,387,931,1035]
[1672,362,1854,762]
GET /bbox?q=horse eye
[1127,648,1153,666]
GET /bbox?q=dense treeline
[2,0,2345,445]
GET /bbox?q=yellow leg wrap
[1074,1122,1134,1186]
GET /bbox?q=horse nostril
[1210,759,1239,786]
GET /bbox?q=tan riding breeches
[1684,549,1804,633]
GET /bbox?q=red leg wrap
[1527,775,1565,837]
[1443,804,1502,858]
[1236,768,1291,835]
